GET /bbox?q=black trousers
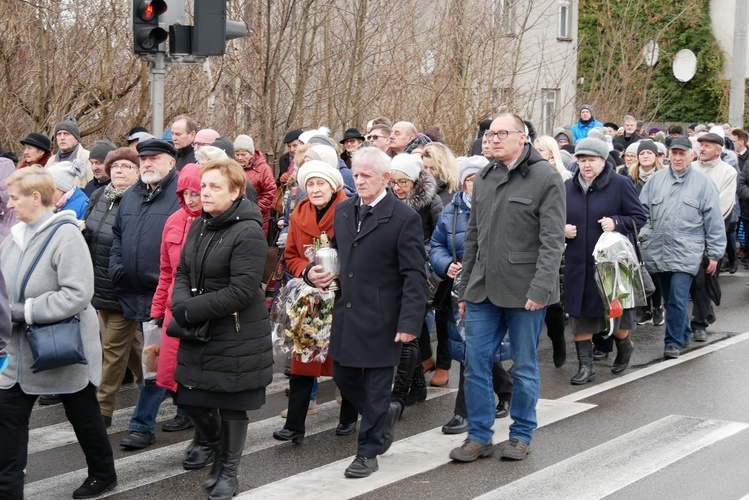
[690,261,719,330]
[0,383,115,500]
[284,374,358,433]
[544,302,565,340]
[453,361,513,418]
[419,305,452,370]
[333,362,393,459]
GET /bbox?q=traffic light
[132,0,169,54]
[192,0,248,56]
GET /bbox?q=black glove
[151,316,164,327]
[172,304,189,328]
[11,303,24,323]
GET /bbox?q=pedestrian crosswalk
[19,333,749,499]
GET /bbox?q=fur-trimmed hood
[405,168,438,212]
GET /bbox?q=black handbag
[426,206,459,308]
[18,222,87,374]
[632,225,656,297]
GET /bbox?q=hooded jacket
[172,198,272,393]
[242,150,277,236]
[402,169,443,248]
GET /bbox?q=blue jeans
[463,300,545,446]
[656,272,693,349]
[128,381,166,433]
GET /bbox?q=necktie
[357,205,371,232]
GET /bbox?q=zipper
[234,312,240,333]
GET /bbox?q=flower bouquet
[593,231,647,336]
[270,278,334,363]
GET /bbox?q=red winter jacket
[243,151,277,236]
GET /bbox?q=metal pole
[151,52,166,138]
[729,0,747,127]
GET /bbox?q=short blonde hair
[200,159,247,197]
[422,143,459,192]
[5,166,55,206]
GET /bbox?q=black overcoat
[329,191,426,368]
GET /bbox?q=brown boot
[421,357,435,373]
[429,368,449,387]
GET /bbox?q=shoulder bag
[426,207,459,309]
[19,222,88,373]
[632,225,656,297]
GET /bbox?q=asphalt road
[22,268,749,499]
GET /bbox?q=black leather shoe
[693,329,707,342]
[729,261,738,274]
[39,394,61,406]
[441,414,468,434]
[335,422,357,436]
[495,400,510,419]
[664,345,680,359]
[379,402,401,454]
[120,431,156,449]
[273,428,304,444]
[102,415,112,429]
[72,475,117,498]
[611,336,634,374]
[122,368,135,385]
[162,415,193,432]
[344,456,378,478]
[592,350,609,361]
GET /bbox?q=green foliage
[578,0,724,123]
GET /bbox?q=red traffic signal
[136,0,167,22]
[133,0,168,54]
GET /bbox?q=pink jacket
[243,151,277,236]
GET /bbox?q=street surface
[23,269,749,499]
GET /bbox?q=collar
[362,189,387,208]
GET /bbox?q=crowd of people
[0,105,746,498]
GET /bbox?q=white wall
[710,0,749,79]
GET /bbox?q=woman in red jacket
[273,160,358,443]
[150,163,206,469]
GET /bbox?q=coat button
[348,272,354,278]
[346,302,352,308]
[353,242,359,247]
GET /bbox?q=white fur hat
[390,153,422,182]
[297,160,344,194]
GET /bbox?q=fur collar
[405,169,438,212]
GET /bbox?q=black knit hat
[212,136,235,158]
[20,132,52,153]
[637,140,659,156]
[89,139,117,162]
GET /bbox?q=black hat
[697,133,724,147]
[604,122,619,130]
[340,128,365,144]
[136,138,177,157]
[19,132,52,153]
[669,137,692,151]
[283,128,303,144]
[128,126,149,139]
[212,136,235,158]
[637,140,659,156]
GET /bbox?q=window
[541,89,558,136]
[491,87,511,112]
[491,0,513,32]
[558,0,571,39]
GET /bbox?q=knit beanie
[297,160,344,194]
[212,137,234,158]
[390,153,423,182]
[575,137,608,159]
[54,117,81,141]
[89,140,117,163]
[625,142,640,156]
[307,134,337,150]
[305,145,339,170]
[637,140,659,156]
[104,147,140,175]
[49,160,85,191]
[580,104,593,114]
[233,134,255,155]
[458,156,489,185]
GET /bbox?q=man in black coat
[109,139,182,449]
[307,147,426,479]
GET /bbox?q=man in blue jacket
[110,139,182,449]
[571,104,604,144]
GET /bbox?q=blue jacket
[564,163,646,318]
[639,165,726,276]
[571,119,604,144]
[109,169,181,321]
[61,187,89,220]
[429,192,509,362]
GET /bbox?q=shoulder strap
[451,204,458,264]
[18,222,75,301]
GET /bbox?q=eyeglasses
[110,163,137,171]
[484,130,523,141]
[389,179,412,188]
[369,135,386,141]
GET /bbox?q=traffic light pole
[150,52,166,138]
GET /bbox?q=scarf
[699,158,720,170]
[577,173,592,193]
[103,183,130,203]
[57,144,79,162]
[54,186,76,212]
[638,165,655,184]
[462,191,472,209]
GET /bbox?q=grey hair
[351,146,391,176]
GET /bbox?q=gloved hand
[277,232,288,249]
[171,304,189,328]
[151,316,164,327]
[11,303,24,323]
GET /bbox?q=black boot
[187,411,222,491]
[391,340,419,408]
[406,364,427,406]
[571,340,596,385]
[183,427,215,470]
[611,335,634,374]
[208,419,248,500]
[548,330,567,368]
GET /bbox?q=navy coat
[109,168,181,321]
[328,191,426,368]
[563,163,646,318]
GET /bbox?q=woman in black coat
[565,139,646,386]
[171,159,272,500]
